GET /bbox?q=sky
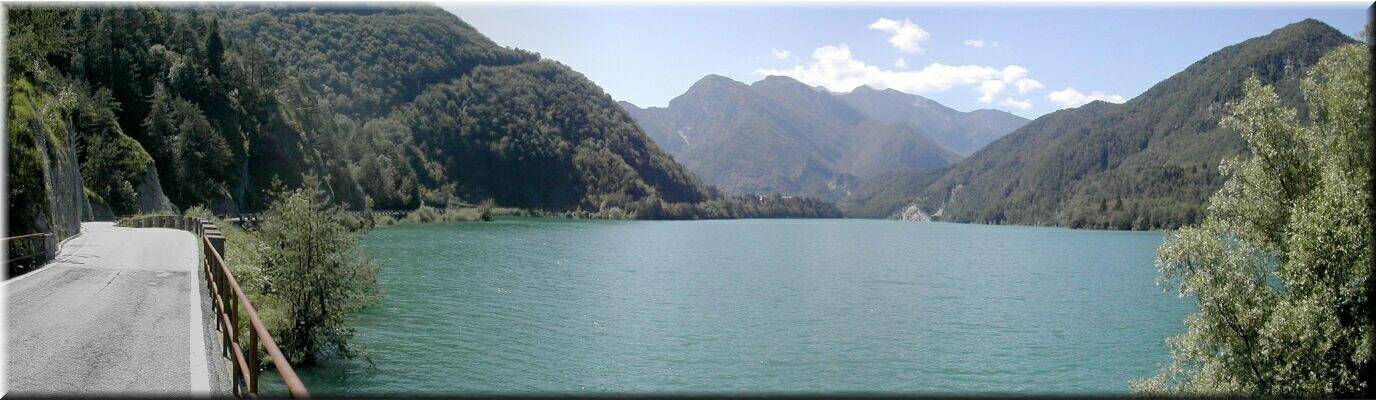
[442,3,1367,119]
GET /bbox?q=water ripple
[268,218,1193,395]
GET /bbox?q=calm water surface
[270,218,1192,394]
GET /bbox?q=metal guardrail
[121,215,310,398]
[4,232,55,276]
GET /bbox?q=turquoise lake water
[269,217,1193,394]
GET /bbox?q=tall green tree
[1133,44,1371,396]
[254,179,381,364]
[205,18,225,77]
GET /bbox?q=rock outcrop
[26,100,89,241]
[134,165,177,215]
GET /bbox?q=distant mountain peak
[1281,17,1342,34]
[754,75,805,85]
[691,74,746,88]
[1265,18,1350,45]
[847,85,903,96]
[624,71,989,201]
[751,75,821,91]
[674,74,751,105]
[874,87,912,97]
[697,73,737,82]
[834,86,1026,155]
[844,85,943,109]
[1080,100,1118,109]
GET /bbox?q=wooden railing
[222,209,419,229]
[120,215,310,398]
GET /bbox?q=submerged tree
[1133,44,1371,396]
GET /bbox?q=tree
[205,18,225,77]
[1132,44,1370,396]
[254,179,381,364]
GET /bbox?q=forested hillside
[623,75,968,202]
[217,5,538,119]
[834,86,1029,156]
[6,7,364,236]
[904,19,1358,230]
[395,61,711,210]
[836,168,947,218]
[6,5,836,234]
[214,5,726,214]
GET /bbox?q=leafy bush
[252,183,381,364]
[1133,44,1371,396]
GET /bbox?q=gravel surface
[5,222,228,396]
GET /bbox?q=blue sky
[442,3,1366,119]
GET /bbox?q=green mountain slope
[840,121,962,179]
[622,75,963,202]
[396,61,710,209]
[906,19,1358,229]
[11,5,791,224]
[6,7,368,224]
[835,86,1029,156]
[217,5,716,213]
[622,75,861,201]
[836,168,948,218]
[218,5,537,119]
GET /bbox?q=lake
[269,217,1193,394]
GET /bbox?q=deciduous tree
[1133,44,1371,397]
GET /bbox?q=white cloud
[1000,98,1033,110]
[1016,78,1044,93]
[999,65,1027,83]
[869,18,930,53]
[1047,87,1127,108]
[753,44,1043,112]
[770,48,791,60]
[894,58,908,69]
[978,80,1006,103]
[963,39,1000,48]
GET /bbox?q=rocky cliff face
[26,107,89,240]
[11,87,178,241]
[899,204,932,222]
[88,163,177,220]
[133,166,177,215]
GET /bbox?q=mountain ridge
[621,74,1018,201]
[899,18,1358,229]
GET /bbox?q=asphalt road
[5,222,227,395]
